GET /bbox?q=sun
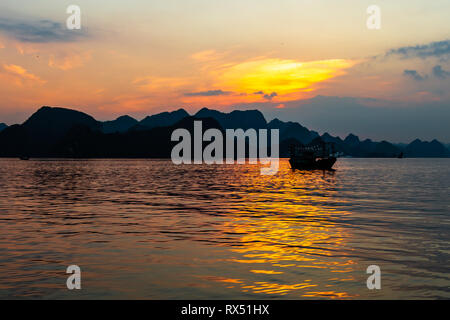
[215,58,356,100]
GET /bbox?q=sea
[0,158,449,299]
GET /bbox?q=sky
[0,0,449,142]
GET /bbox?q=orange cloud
[116,49,356,113]
[48,51,91,70]
[191,50,223,62]
[180,54,357,105]
[134,52,357,109]
[213,58,356,100]
[14,43,40,56]
[133,76,191,92]
[1,64,45,86]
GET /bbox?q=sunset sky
[0,0,449,141]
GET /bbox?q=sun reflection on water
[3,159,448,299]
[212,164,359,298]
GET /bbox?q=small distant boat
[289,142,337,170]
[20,156,30,160]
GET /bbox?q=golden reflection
[250,270,284,275]
[242,282,317,295]
[302,291,355,299]
[215,163,359,298]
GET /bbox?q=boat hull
[289,157,336,170]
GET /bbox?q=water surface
[0,158,449,299]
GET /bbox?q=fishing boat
[289,141,337,170]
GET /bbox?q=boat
[289,141,337,170]
[20,156,30,160]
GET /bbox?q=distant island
[0,106,449,158]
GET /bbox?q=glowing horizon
[0,0,449,141]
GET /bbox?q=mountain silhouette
[0,106,101,156]
[267,118,319,144]
[102,115,138,134]
[344,134,360,147]
[405,139,450,157]
[52,116,223,158]
[0,106,448,158]
[195,108,267,130]
[0,123,7,132]
[24,106,100,132]
[352,139,400,157]
[136,109,189,130]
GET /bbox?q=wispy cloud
[254,91,278,100]
[48,51,91,70]
[1,64,45,86]
[184,90,231,97]
[0,17,87,43]
[263,92,277,100]
[402,65,450,81]
[403,70,426,81]
[387,39,450,59]
[432,65,450,79]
